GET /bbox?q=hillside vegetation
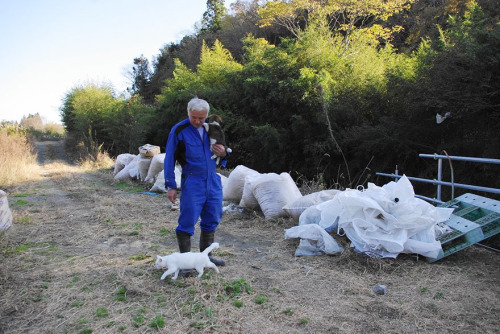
[59,0,500,200]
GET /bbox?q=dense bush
[60,0,499,197]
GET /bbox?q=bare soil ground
[0,141,499,334]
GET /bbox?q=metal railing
[376,153,500,204]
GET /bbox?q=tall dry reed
[0,130,40,188]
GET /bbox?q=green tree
[127,55,154,104]
[258,0,414,46]
[202,0,227,33]
[60,83,122,154]
[197,39,243,91]
[109,95,156,154]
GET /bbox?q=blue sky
[0,0,234,124]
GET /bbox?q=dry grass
[0,130,41,187]
[79,150,115,171]
[0,141,499,334]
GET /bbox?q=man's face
[188,109,208,129]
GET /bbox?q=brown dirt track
[0,141,499,334]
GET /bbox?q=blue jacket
[164,118,227,190]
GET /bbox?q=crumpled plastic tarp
[284,224,344,256]
[298,175,454,259]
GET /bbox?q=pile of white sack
[222,166,454,259]
[112,152,182,192]
[112,154,454,260]
[223,165,304,220]
[289,175,454,259]
[221,165,345,256]
[112,146,225,194]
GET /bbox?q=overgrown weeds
[0,128,40,187]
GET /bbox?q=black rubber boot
[200,230,225,266]
[176,231,193,277]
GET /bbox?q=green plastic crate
[428,193,500,262]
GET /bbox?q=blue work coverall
[164,118,227,236]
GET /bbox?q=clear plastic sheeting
[285,224,344,256]
[307,175,454,259]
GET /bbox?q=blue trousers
[175,174,223,236]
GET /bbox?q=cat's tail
[202,242,219,255]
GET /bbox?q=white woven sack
[150,171,167,193]
[150,165,182,193]
[114,155,139,180]
[239,173,262,209]
[138,157,152,181]
[253,172,302,219]
[283,189,341,221]
[218,173,228,189]
[145,153,165,183]
[223,165,259,202]
[113,153,136,176]
[0,190,13,232]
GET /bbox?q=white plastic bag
[298,204,324,227]
[317,175,454,258]
[283,189,341,221]
[252,172,302,219]
[285,224,344,256]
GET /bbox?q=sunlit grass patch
[3,242,58,255]
[115,287,128,302]
[0,129,41,187]
[225,278,253,298]
[11,199,30,206]
[115,182,144,193]
[13,192,34,197]
[15,216,31,224]
[95,307,109,318]
[149,315,165,329]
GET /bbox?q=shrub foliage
[59,0,500,195]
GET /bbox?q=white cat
[155,242,220,280]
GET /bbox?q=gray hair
[187,97,210,115]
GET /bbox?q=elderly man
[164,97,228,269]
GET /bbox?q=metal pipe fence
[376,154,500,203]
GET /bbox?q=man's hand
[167,189,177,203]
[211,144,226,157]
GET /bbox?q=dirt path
[0,142,499,333]
[35,140,73,165]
